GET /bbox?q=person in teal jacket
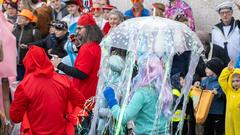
[103,54,170,135]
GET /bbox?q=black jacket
[32,32,68,58]
[13,23,42,64]
[205,44,230,67]
[171,51,206,78]
[31,33,57,55]
[50,32,69,58]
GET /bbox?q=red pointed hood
[23,46,54,77]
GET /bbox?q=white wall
[109,0,240,32]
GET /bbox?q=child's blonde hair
[232,73,240,79]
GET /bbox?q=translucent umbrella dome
[101,16,202,56]
[90,16,204,135]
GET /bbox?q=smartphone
[70,34,77,42]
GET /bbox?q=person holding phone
[51,13,104,134]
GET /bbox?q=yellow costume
[219,68,240,135]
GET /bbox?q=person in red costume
[10,46,86,135]
[52,13,103,134]
[52,13,103,103]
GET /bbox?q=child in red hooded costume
[10,46,86,135]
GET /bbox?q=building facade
[110,0,240,32]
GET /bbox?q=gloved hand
[103,87,118,109]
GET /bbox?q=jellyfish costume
[90,16,203,135]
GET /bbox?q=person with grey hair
[109,9,124,27]
[103,9,124,35]
[211,1,240,62]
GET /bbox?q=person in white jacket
[211,1,240,62]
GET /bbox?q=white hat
[216,1,234,12]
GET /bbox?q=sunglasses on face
[92,7,102,12]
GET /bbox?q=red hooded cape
[10,46,85,135]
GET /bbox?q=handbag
[190,87,214,124]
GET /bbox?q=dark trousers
[203,114,225,135]
[172,120,188,135]
[17,65,25,81]
[172,118,196,135]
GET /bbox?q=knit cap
[206,57,225,76]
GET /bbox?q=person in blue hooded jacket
[201,57,226,135]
